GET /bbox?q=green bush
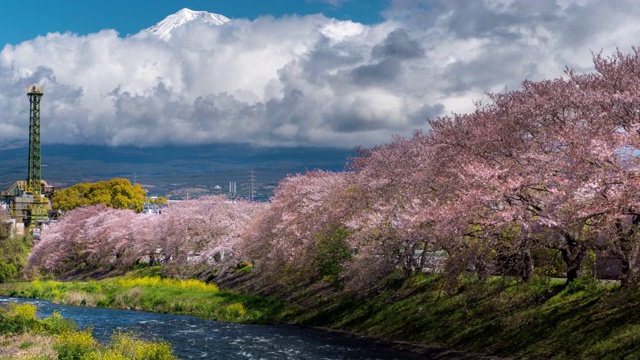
[52,178,146,212]
[313,225,351,281]
[214,303,247,322]
[0,302,177,359]
[223,303,247,320]
[42,311,77,335]
[533,247,566,277]
[0,235,31,283]
[10,302,38,320]
[83,351,128,360]
[108,332,176,360]
[55,328,97,360]
[0,303,77,336]
[0,303,41,334]
[56,330,178,360]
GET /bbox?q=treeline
[29,197,264,278]
[52,178,167,213]
[28,48,640,290]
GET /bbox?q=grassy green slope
[3,269,640,359]
[283,275,639,359]
[0,271,295,324]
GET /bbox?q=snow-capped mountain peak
[147,8,230,40]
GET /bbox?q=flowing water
[1,296,438,359]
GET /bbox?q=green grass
[0,269,295,324]
[3,268,639,359]
[282,274,640,359]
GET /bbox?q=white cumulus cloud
[1,0,640,148]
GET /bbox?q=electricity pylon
[27,84,44,195]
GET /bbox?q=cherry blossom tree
[577,48,640,284]
[426,81,604,282]
[342,134,447,287]
[29,205,108,274]
[30,47,640,289]
[240,170,352,286]
[30,196,264,277]
[423,47,640,284]
[153,196,266,274]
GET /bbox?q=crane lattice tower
[26,84,44,194]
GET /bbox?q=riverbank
[0,302,177,359]
[1,270,639,359]
[0,271,295,324]
[220,271,640,359]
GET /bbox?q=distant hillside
[0,144,356,200]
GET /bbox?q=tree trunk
[418,244,428,271]
[619,248,640,286]
[403,266,414,278]
[616,216,640,287]
[520,247,534,282]
[620,258,633,286]
[561,237,585,284]
[475,257,489,280]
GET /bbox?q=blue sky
[0,1,639,149]
[0,0,388,46]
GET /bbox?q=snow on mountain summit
[147,8,230,40]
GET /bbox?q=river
[1,296,437,359]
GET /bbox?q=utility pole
[249,169,255,202]
[229,181,237,200]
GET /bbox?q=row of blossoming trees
[29,48,640,289]
[29,197,266,277]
